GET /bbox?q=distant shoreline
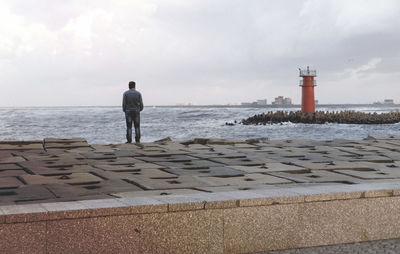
[151,104,400,108]
[0,104,399,108]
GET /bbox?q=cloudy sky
[0,0,399,106]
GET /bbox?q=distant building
[256,99,267,105]
[272,96,292,105]
[373,99,395,105]
[272,96,284,105]
[241,99,267,106]
[284,98,292,105]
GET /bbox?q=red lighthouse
[299,66,317,113]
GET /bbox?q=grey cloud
[0,0,400,106]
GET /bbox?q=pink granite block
[296,197,400,248]
[358,196,400,241]
[287,185,364,202]
[40,201,91,220]
[0,208,5,224]
[180,192,239,209]
[154,194,206,212]
[0,221,46,253]
[393,188,400,196]
[363,189,394,198]
[0,204,48,223]
[218,190,269,207]
[77,198,131,217]
[224,204,302,253]
[250,188,305,205]
[118,197,168,214]
[46,209,223,254]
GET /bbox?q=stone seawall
[2,183,400,253]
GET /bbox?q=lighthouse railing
[299,69,317,76]
[299,80,317,86]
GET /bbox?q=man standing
[122,81,144,143]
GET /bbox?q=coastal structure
[241,99,267,106]
[2,137,400,252]
[373,99,395,105]
[299,66,317,113]
[256,99,267,105]
[241,110,400,125]
[272,96,292,105]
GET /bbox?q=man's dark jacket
[122,89,143,112]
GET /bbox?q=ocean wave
[1,106,400,143]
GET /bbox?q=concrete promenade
[1,136,400,253]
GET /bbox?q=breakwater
[241,110,400,125]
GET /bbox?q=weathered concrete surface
[1,136,400,204]
[1,137,400,253]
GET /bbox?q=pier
[2,137,400,252]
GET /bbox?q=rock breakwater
[241,110,400,125]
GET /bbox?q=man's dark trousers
[125,110,140,143]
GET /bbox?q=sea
[0,105,399,144]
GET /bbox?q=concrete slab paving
[3,137,400,253]
[268,169,362,184]
[0,137,399,204]
[200,173,293,186]
[163,166,245,177]
[0,177,23,189]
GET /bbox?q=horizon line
[0,103,399,108]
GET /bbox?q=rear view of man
[122,81,144,143]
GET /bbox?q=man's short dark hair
[129,81,136,89]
